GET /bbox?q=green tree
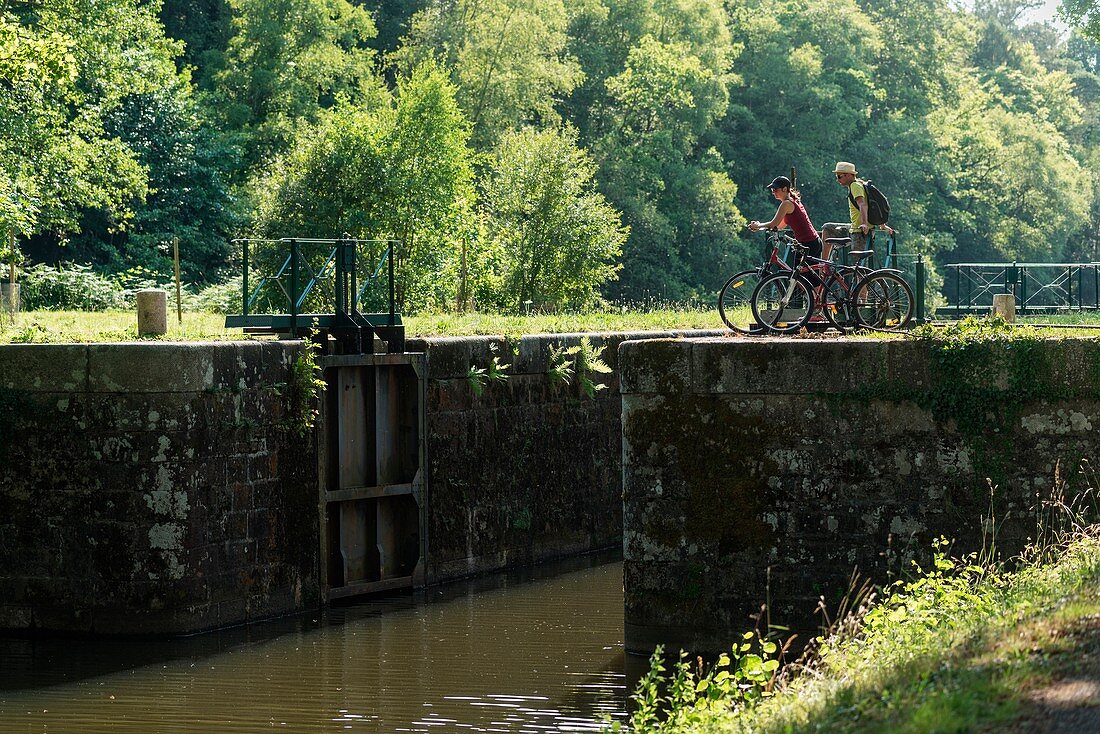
[392,0,583,149]
[924,73,1089,262]
[212,0,384,172]
[64,81,238,282]
[1063,0,1100,37]
[361,0,427,57]
[160,0,233,88]
[480,127,626,311]
[595,33,740,300]
[720,0,881,221]
[0,0,181,244]
[252,62,475,311]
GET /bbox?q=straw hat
[833,161,858,176]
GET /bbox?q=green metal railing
[225,237,404,353]
[941,262,1100,315]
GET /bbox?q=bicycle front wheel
[854,272,914,330]
[718,269,765,333]
[752,271,814,334]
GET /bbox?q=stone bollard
[992,293,1016,323]
[137,289,168,336]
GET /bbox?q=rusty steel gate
[317,353,426,600]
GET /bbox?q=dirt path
[1003,611,1100,732]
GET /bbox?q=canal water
[0,556,628,733]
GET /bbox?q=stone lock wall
[0,342,319,635]
[620,337,1100,655]
[0,329,723,636]
[410,330,722,584]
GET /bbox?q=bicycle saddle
[849,249,874,262]
[824,237,851,245]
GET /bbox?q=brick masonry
[620,337,1100,655]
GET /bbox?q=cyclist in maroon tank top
[748,175,823,259]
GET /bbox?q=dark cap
[765,175,792,190]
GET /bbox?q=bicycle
[719,228,914,334]
[749,241,819,333]
[721,232,871,333]
[750,235,914,334]
[818,233,915,331]
[717,229,801,334]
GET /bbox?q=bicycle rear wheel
[751,271,814,334]
[854,272,914,330]
[718,269,764,333]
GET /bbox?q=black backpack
[848,179,890,226]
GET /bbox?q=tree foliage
[4,0,1100,311]
[480,127,626,311]
[212,0,384,171]
[65,81,238,281]
[252,62,475,311]
[392,0,583,148]
[0,0,180,240]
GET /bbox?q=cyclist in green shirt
[820,161,882,261]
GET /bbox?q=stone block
[689,338,883,395]
[87,343,217,393]
[422,336,508,380]
[0,344,87,392]
[885,339,932,390]
[618,339,692,394]
[83,391,207,432]
[0,605,31,628]
[428,377,476,412]
[512,333,588,375]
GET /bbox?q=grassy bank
[3,308,1100,344]
[0,308,723,343]
[624,526,1100,734]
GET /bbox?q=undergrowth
[622,519,1100,732]
[623,318,1100,733]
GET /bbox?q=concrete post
[992,293,1016,323]
[137,289,168,336]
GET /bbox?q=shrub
[192,277,243,314]
[19,263,126,311]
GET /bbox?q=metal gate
[318,354,426,600]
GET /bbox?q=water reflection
[0,554,626,732]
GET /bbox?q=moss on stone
[624,394,777,555]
